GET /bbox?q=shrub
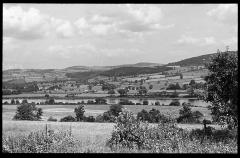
[11,99,15,104]
[95,98,107,104]
[87,100,94,104]
[13,103,43,121]
[47,116,57,122]
[137,108,171,123]
[119,99,134,105]
[95,114,104,122]
[169,100,180,106]
[177,105,201,124]
[74,105,85,121]
[109,104,123,117]
[83,116,95,122]
[136,103,141,105]
[60,115,75,122]
[142,100,148,105]
[21,99,28,104]
[2,125,76,153]
[103,111,115,122]
[107,110,237,153]
[155,101,160,106]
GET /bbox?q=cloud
[3,5,52,39]
[222,37,238,46]
[207,4,237,24]
[74,4,173,38]
[55,20,75,38]
[3,5,76,40]
[177,35,217,46]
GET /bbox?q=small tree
[21,99,28,104]
[142,100,149,105]
[11,99,15,104]
[13,103,43,121]
[74,105,85,121]
[108,89,115,95]
[203,51,238,128]
[110,104,123,117]
[149,85,153,90]
[118,89,128,97]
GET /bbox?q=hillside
[99,66,172,77]
[167,51,238,67]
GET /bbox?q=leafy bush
[95,98,107,104]
[142,100,148,105]
[137,108,170,123]
[47,116,57,122]
[169,100,180,106]
[109,104,123,117]
[2,125,77,153]
[95,114,104,122]
[83,116,95,122]
[119,99,134,105]
[13,103,43,121]
[177,105,202,124]
[74,105,85,121]
[155,101,160,106]
[107,110,237,153]
[60,115,76,122]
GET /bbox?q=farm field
[2,104,212,121]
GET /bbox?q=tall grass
[107,110,238,153]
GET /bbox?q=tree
[11,99,15,104]
[16,99,20,104]
[189,80,196,86]
[149,85,153,90]
[109,104,123,117]
[180,73,183,79]
[118,89,128,97]
[21,99,28,104]
[95,98,107,104]
[108,89,115,95]
[142,100,149,105]
[203,51,238,128]
[138,86,147,96]
[13,103,43,121]
[74,105,85,121]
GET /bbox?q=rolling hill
[167,51,237,67]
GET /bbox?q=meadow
[2,104,212,121]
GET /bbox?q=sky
[3,3,238,70]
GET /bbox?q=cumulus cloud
[3,5,76,40]
[207,4,238,24]
[3,5,52,39]
[74,4,173,38]
[177,35,217,46]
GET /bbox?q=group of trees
[137,108,170,123]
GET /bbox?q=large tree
[203,51,238,128]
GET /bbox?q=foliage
[95,98,107,104]
[117,89,128,97]
[137,108,170,123]
[74,105,85,121]
[13,103,43,121]
[119,99,134,105]
[169,100,180,106]
[203,51,238,128]
[60,115,76,122]
[11,99,15,104]
[47,116,57,122]
[110,104,124,117]
[177,105,203,124]
[107,110,237,153]
[83,116,95,122]
[166,83,181,90]
[142,100,149,105]
[2,125,77,153]
[108,89,115,94]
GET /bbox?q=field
[2,104,212,121]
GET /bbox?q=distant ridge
[167,51,238,67]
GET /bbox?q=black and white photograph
[2,3,238,153]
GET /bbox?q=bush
[83,116,95,122]
[95,98,107,104]
[137,108,171,123]
[119,99,134,105]
[177,105,202,124]
[109,104,123,117]
[47,116,57,122]
[107,110,237,153]
[74,105,85,121]
[60,115,76,122]
[136,103,141,105]
[155,101,160,106]
[95,114,104,122]
[2,125,76,153]
[87,100,94,104]
[13,103,43,121]
[142,100,148,105]
[169,100,180,106]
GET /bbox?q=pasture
[2,104,212,121]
